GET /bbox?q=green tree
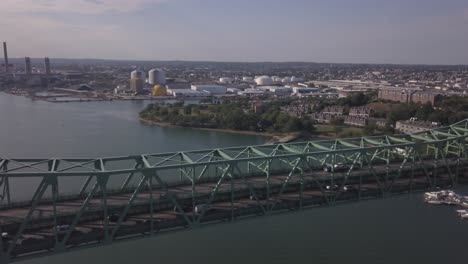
[183,105,193,115]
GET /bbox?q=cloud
[0,0,163,15]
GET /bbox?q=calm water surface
[0,93,466,264]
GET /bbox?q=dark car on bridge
[323,163,351,172]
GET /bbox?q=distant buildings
[395,119,441,134]
[191,84,227,95]
[167,89,208,98]
[166,78,191,90]
[378,87,440,105]
[280,105,307,117]
[344,116,367,127]
[411,91,440,105]
[257,86,292,95]
[310,113,333,124]
[368,118,388,129]
[321,106,344,116]
[219,77,233,84]
[349,106,372,118]
[378,88,414,103]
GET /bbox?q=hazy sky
[1,0,467,64]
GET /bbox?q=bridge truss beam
[0,120,468,262]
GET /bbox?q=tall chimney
[44,57,50,75]
[3,42,8,73]
[25,57,32,76]
[44,57,51,87]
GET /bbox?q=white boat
[461,213,468,219]
[456,209,468,215]
[424,192,438,198]
[426,200,442,204]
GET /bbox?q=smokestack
[25,57,32,76]
[44,57,50,75]
[3,42,8,73]
[44,57,51,87]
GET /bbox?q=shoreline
[139,117,304,143]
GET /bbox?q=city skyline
[1,0,468,65]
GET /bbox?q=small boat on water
[424,190,467,206]
[456,209,468,215]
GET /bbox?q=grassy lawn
[315,125,364,138]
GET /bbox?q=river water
[0,93,466,264]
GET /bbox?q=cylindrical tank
[148,69,166,85]
[131,70,145,80]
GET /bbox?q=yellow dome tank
[152,85,167,96]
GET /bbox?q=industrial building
[238,89,266,96]
[292,87,319,95]
[219,77,233,84]
[148,69,166,85]
[167,88,208,98]
[191,84,227,95]
[257,86,292,95]
[166,78,191,90]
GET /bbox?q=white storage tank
[255,76,273,86]
[148,69,166,85]
[131,70,145,80]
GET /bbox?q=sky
[0,0,467,64]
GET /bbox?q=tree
[160,108,168,116]
[171,108,179,116]
[363,124,378,136]
[416,102,434,120]
[183,105,193,115]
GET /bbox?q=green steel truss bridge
[1,119,468,263]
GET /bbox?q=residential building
[321,106,344,116]
[395,119,441,134]
[349,106,373,118]
[344,116,368,127]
